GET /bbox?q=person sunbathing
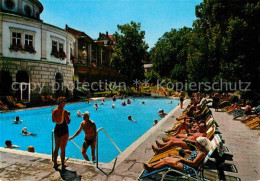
[161,132,207,143]
[240,112,260,123]
[152,133,206,153]
[144,137,211,173]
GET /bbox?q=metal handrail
[96,127,122,176]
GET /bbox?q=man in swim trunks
[69,111,97,161]
[52,97,71,169]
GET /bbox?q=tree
[110,21,149,84]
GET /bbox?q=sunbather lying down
[152,133,206,154]
[144,137,212,174]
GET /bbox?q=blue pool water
[0,97,178,163]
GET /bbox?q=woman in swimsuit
[69,111,97,161]
[52,97,71,169]
[144,137,211,174]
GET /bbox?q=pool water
[0,97,178,163]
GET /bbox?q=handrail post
[52,130,54,162]
[95,127,121,176]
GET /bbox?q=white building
[0,0,76,103]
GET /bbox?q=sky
[40,0,203,49]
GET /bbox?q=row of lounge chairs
[139,98,238,181]
[41,95,56,104]
[0,96,26,110]
[223,104,260,136]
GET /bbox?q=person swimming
[153,119,158,126]
[128,115,136,122]
[112,104,115,109]
[121,101,126,106]
[141,101,145,104]
[13,116,22,124]
[100,100,104,105]
[21,127,37,136]
[159,109,167,117]
[77,110,82,117]
[127,99,131,104]
[94,103,98,110]
[5,140,20,149]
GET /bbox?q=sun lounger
[248,121,260,129]
[0,100,8,110]
[6,96,26,108]
[139,135,223,181]
[149,125,216,164]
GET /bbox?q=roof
[65,25,93,42]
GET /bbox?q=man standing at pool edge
[52,97,71,170]
[69,111,97,161]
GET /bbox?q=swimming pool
[0,97,178,163]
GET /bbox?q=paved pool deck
[0,100,259,181]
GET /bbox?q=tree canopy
[150,0,260,97]
[111,21,149,84]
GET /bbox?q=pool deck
[1,100,260,180]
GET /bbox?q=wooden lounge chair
[245,117,260,126]
[6,96,26,108]
[41,96,49,104]
[248,120,260,130]
[0,100,9,110]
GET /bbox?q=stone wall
[0,58,74,104]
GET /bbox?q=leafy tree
[110,21,148,84]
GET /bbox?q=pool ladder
[96,127,122,176]
[51,128,122,176]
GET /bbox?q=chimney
[106,31,108,36]
[99,32,101,37]
[65,24,68,30]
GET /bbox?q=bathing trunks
[54,110,68,137]
[84,138,95,145]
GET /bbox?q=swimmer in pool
[13,116,22,124]
[128,115,136,122]
[69,111,97,161]
[112,104,115,109]
[5,140,20,149]
[21,127,37,136]
[127,99,131,104]
[121,101,126,106]
[77,110,82,117]
[159,110,168,117]
[94,103,98,110]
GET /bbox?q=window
[5,0,15,10]
[52,41,58,52]
[50,38,66,60]
[12,32,21,46]
[25,34,33,46]
[24,5,32,16]
[59,43,64,52]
